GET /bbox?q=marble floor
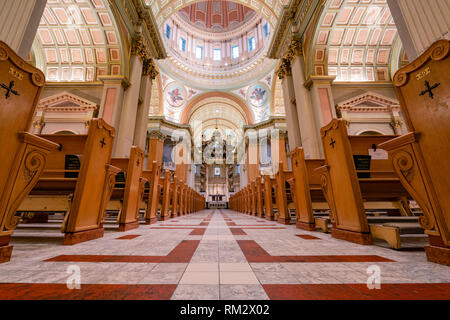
[0,209,449,300]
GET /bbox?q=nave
[0,209,449,300]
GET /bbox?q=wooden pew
[17,119,120,245]
[290,147,326,230]
[142,161,161,224]
[315,119,415,245]
[255,176,264,217]
[250,180,257,216]
[274,164,294,225]
[108,146,146,231]
[170,177,180,217]
[0,41,60,263]
[379,40,450,264]
[160,170,173,220]
[262,175,277,221]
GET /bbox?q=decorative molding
[131,0,167,59]
[142,58,159,79]
[336,92,401,113]
[276,58,292,80]
[131,34,151,61]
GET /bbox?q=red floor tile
[189,228,206,235]
[116,235,141,240]
[230,228,247,235]
[237,240,395,263]
[0,283,177,300]
[296,234,321,240]
[44,240,200,263]
[263,284,450,300]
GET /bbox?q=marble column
[278,59,302,151]
[114,35,148,157]
[304,75,337,158]
[134,59,158,151]
[271,130,288,174]
[289,41,322,159]
[98,76,128,129]
[387,0,450,60]
[0,0,47,58]
[245,132,260,184]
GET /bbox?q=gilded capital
[131,35,150,61]
[148,130,165,141]
[285,38,303,63]
[142,58,159,79]
[276,58,292,80]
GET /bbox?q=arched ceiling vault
[33,0,124,82]
[308,0,403,82]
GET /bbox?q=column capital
[98,75,130,89]
[142,58,159,79]
[304,75,337,90]
[131,34,151,61]
[285,38,303,62]
[276,58,292,80]
[148,130,165,141]
[390,118,403,129]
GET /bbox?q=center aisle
[0,209,449,299]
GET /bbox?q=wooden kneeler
[110,146,146,231]
[0,41,59,263]
[18,119,120,245]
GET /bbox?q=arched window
[53,130,77,135]
[359,131,384,136]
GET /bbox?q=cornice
[132,0,167,59]
[268,0,321,59]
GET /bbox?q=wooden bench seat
[16,119,120,245]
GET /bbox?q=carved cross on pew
[0,81,19,99]
[100,138,106,148]
[329,138,336,149]
[419,80,440,99]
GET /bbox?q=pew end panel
[317,120,373,245]
[380,40,450,266]
[290,148,316,231]
[144,161,161,224]
[275,165,290,225]
[59,119,119,244]
[114,146,145,232]
[0,41,60,263]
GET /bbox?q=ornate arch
[180,91,254,125]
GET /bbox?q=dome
[158,0,275,90]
